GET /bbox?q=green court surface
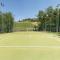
[0,32,60,60]
[0,48,60,60]
[0,32,60,46]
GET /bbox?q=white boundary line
[0,46,60,48]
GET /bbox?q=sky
[0,0,60,21]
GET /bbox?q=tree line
[36,5,60,32]
[0,12,14,33]
[18,5,60,32]
[0,5,60,33]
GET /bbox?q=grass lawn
[0,32,60,60]
[0,31,60,46]
[0,48,60,60]
[14,22,34,31]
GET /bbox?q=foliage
[37,6,60,32]
[14,21,34,31]
[0,12,14,33]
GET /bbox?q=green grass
[14,22,34,31]
[0,32,60,60]
[0,48,60,60]
[0,32,60,46]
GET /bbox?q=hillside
[14,21,34,31]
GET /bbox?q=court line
[0,46,60,48]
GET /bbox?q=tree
[4,12,14,32]
[37,10,45,31]
[0,12,2,32]
[46,6,53,32]
[37,6,60,32]
[0,12,14,33]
